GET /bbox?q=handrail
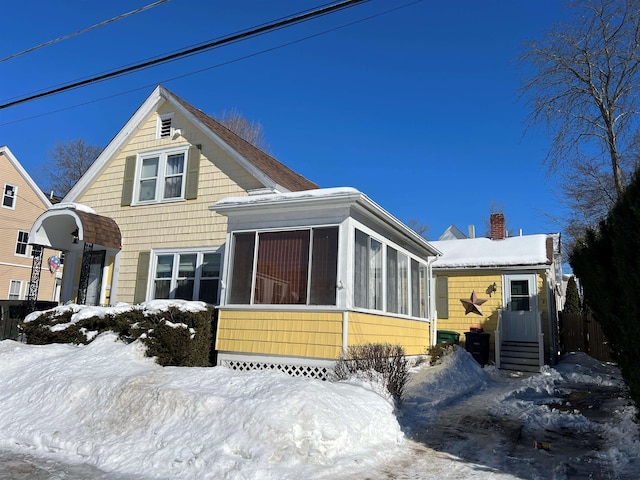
[495,309,502,368]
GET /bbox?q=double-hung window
[3,184,16,209]
[152,251,221,304]
[228,227,339,306]
[15,230,29,256]
[8,280,22,300]
[136,148,187,204]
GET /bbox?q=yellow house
[431,214,563,372]
[211,188,441,378]
[0,146,60,338]
[28,85,318,309]
[26,86,444,376]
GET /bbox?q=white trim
[8,279,23,300]
[148,247,223,303]
[0,146,52,207]
[131,146,189,205]
[65,85,288,203]
[216,351,335,369]
[65,87,165,202]
[156,112,174,139]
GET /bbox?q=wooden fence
[560,311,613,362]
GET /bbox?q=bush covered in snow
[334,343,410,403]
[20,301,214,367]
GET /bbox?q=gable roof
[65,85,318,201]
[0,145,52,208]
[438,224,468,240]
[169,90,318,192]
[431,234,553,269]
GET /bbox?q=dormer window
[157,113,174,139]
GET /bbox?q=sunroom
[210,187,441,378]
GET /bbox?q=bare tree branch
[521,0,640,241]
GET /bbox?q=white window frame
[15,230,30,257]
[149,248,222,304]
[8,280,22,300]
[2,183,17,209]
[133,147,188,205]
[156,113,174,139]
[353,226,429,319]
[227,226,340,307]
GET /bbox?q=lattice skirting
[220,358,333,381]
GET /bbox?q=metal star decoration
[460,290,488,316]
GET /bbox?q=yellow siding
[0,152,58,301]
[76,105,264,304]
[348,312,430,355]
[217,310,343,359]
[437,272,503,336]
[437,271,549,351]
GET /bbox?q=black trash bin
[464,330,491,366]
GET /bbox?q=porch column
[77,242,94,305]
[25,245,44,314]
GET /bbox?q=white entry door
[502,274,538,342]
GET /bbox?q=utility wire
[0,0,367,111]
[0,0,421,128]
[0,1,170,64]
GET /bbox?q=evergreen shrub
[570,169,640,417]
[21,304,213,367]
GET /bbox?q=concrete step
[500,341,541,372]
[500,362,541,373]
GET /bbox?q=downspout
[342,310,349,357]
[427,255,438,347]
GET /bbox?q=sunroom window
[354,228,428,318]
[228,227,338,306]
[135,149,186,204]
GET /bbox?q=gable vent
[160,116,172,138]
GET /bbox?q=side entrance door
[502,273,538,342]
[85,250,106,306]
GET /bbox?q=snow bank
[0,334,403,479]
[403,346,490,418]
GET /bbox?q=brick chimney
[490,213,506,240]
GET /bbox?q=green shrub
[334,343,410,404]
[20,304,213,367]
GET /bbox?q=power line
[0,1,170,64]
[0,0,368,111]
[0,0,422,128]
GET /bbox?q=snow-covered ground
[0,303,638,479]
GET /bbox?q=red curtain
[255,231,310,304]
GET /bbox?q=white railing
[537,311,544,367]
[495,310,502,369]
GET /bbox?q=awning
[29,203,121,251]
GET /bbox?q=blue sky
[0,0,570,240]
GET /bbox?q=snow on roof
[431,234,550,268]
[214,187,361,207]
[50,202,97,214]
